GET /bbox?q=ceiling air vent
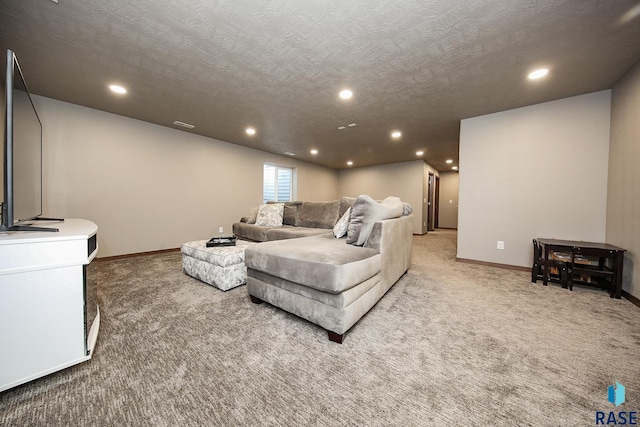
[173,120,195,129]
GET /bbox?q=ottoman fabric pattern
[181,240,253,291]
[181,240,249,267]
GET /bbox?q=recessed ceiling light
[339,89,353,100]
[391,131,402,139]
[416,151,424,156]
[337,126,346,130]
[284,152,296,156]
[347,123,357,127]
[446,159,453,164]
[310,149,318,155]
[109,84,127,94]
[347,161,353,166]
[528,68,549,80]
[452,166,459,170]
[246,127,256,135]
[617,3,640,26]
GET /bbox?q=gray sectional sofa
[233,196,413,343]
[233,198,353,242]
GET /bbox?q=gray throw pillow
[283,201,302,226]
[346,195,404,245]
[297,200,340,229]
[247,207,259,224]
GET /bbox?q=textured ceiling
[1,0,640,170]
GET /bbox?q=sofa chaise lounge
[234,196,413,343]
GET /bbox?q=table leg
[543,245,550,286]
[613,252,623,299]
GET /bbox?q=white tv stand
[0,218,99,392]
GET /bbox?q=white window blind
[263,164,293,203]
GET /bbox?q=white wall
[607,61,640,298]
[338,160,429,235]
[35,96,338,257]
[458,90,611,267]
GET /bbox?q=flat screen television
[1,49,59,232]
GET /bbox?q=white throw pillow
[255,203,284,227]
[333,207,351,238]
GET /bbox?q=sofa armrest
[364,215,413,285]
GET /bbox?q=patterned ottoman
[181,239,254,291]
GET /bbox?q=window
[263,164,294,203]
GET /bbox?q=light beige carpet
[1,229,638,426]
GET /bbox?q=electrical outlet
[218,226,224,233]
[497,241,505,250]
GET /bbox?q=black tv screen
[11,60,42,222]
[1,49,43,230]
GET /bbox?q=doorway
[427,172,434,231]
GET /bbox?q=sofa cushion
[232,222,273,242]
[297,200,340,229]
[339,196,357,218]
[255,203,284,227]
[266,226,332,240]
[268,201,302,226]
[347,195,404,246]
[247,207,259,224]
[245,234,381,294]
[283,201,303,226]
[248,269,381,309]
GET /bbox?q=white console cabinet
[0,218,99,392]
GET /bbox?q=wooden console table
[536,238,625,299]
